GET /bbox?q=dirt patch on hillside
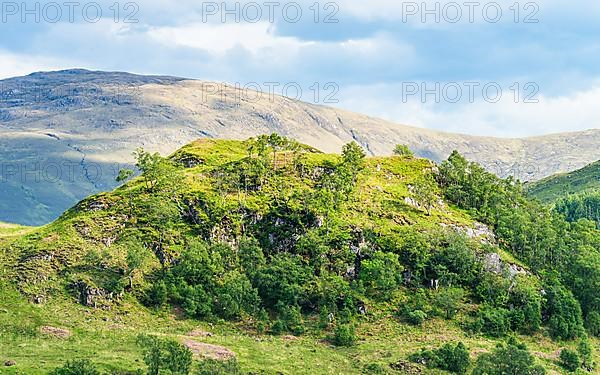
[188,329,214,338]
[40,326,71,339]
[182,339,235,360]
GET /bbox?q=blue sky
[1,0,599,137]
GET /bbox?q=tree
[544,280,584,340]
[559,349,580,372]
[332,323,357,346]
[410,342,470,373]
[137,335,192,375]
[50,360,100,375]
[393,144,414,157]
[434,287,464,319]
[472,338,545,375]
[412,173,438,215]
[359,251,403,300]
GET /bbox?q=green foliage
[137,335,192,375]
[559,348,580,372]
[527,160,600,203]
[332,323,357,347]
[359,251,403,300]
[472,338,545,375]
[50,359,100,375]
[585,311,600,336]
[578,336,594,370]
[544,280,585,340]
[406,309,428,326]
[410,342,470,373]
[393,144,414,157]
[412,173,438,215]
[196,358,242,375]
[472,305,511,337]
[555,191,600,228]
[433,287,464,319]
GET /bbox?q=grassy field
[0,280,591,374]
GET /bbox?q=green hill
[1,136,599,374]
[527,160,600,203]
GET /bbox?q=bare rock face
[2,69,600,226]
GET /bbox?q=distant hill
[527,160,600,203]
[2,69,600,225]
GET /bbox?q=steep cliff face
[1,69,599,225]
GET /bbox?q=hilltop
[2,69,600,225]
[528,160,600,203]
[1,136,599,374]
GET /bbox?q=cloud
[337,81,600,137]
[0,50,74,79]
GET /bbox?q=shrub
[393,144,414,157]
[472,338,545,375]
[545,281,584,340]
[433,287,464,319]
[137,335,192,375]
[146,280,168,307]
[585,311,600,336]
[359,251,403,300]
[332,323,357,346]
[578,336,594,370]
[410,342,470,373]
[406,309,428,326]
[50,360,100,375]
[196,358,242,375]
[559,349,580,372]
[276,303,305,335]
[473,306,510,337]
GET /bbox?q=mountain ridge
[2,68,600,225]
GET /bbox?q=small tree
[359,251,403,300]
[412,174,438,215]
[137,335,192,375]
[559,349,580,372]
[434,287,464,319]
[472,338,545,375]
[393,144,414,157]
[50,360,100,375]
[332,323,357,346]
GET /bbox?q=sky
[1,0,599,137]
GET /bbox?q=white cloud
[338,82,600,137]
[147,22,313,55]
[0,50,73,79]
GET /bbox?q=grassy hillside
[0,137,598,374]
[528,160,600,203]
[3,69,600,226]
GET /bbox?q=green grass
[1,281,592,374]
[0,138,595,374]
[527,160,600,203]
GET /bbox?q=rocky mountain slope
[1,69,599,225]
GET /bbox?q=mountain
[528,160,600,203]
[2,69,600,225]
[1,136,598,374]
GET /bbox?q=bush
[410,342,470,373]
[433,287,464,319]
[406,309,428,326]
[275,303,305,335]
[196,358,242,375]
[473,306,510,337]
[393,144,414,157]
[559,349,580,372]
[578,336,594,371]
[50,360,100,375]
[472,338,545,375]
[359,251,403,300]
[146,280,168,307]
[332,323,357,346]
[585,311,600,336]
[545,281,584,340]
[137,335,192,375]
